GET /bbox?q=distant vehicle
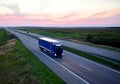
[38,37,63,58]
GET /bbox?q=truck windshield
[52,42,62,50]
[54,46,62,50]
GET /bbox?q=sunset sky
[0,0,120,27]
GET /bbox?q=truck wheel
[39,46,43,50]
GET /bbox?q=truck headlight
[54,54,57,56]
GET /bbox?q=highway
[17,30,120,61]
[6,28,120,84]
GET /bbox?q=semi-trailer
[38,37,63,58]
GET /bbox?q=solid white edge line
[20,30,120,74]
[13,29,120,83]
[16,30,120,74]
[28,32,120,74]
[19,34,90,84]
[26,42,89,84]
[39,50,90,84]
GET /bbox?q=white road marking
[77,55,120,74]
[88,59,120,74]
[23,39,90,84]
[40,51,90,84]
[10,29,120,84]
[20,30,120,74]
[14,31,90,84]
[15,29,120,74]
[79,64,93,71]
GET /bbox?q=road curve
[6,28,120,84]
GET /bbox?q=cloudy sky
[0,0,120,26]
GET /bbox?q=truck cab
[52,42,63,57]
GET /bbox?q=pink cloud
[74,9,120,25]
[90,8,120,18]
[0,8,120,26]
[57,8,120,26]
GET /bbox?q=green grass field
[26,28,120,50]
[0,29,64,84]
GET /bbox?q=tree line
[86,34,120,48]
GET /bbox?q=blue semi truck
[38,37,63,57]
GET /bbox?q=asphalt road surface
[6,28,120,84]
[17,30,120,61]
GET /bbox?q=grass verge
[64,46,120,71]
[0,29,65,84]
[15,40,65,84]
[0,29,8,45]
